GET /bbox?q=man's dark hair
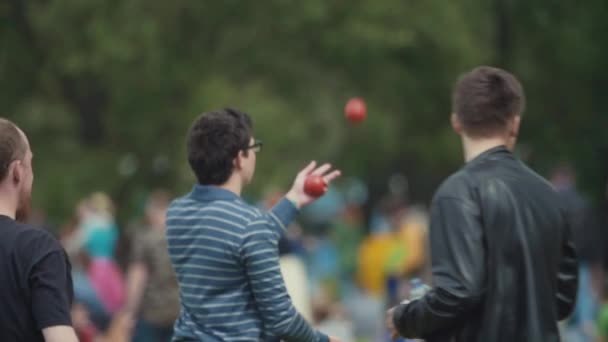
[0,118,26,182]
[187,108,253,185]
[452,66,525,137]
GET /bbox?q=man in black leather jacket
[387,66,578,342]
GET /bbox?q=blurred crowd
[54,190,179,342]
[30,167,608,342]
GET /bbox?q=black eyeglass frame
[245,139,263,152]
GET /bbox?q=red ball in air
[345,97,367,123]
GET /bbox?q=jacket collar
[468,145,512,165]
[188,185,240,202]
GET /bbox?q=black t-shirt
[0,215,73,341]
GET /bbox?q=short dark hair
[187,108,253,185]
[0,118,27,182]
[452,66,525,137]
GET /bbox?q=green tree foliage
[1,0,606,224]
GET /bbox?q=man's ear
[10,160,22,185]
[509,115,521,138]
[451,113,463,135]
[234,151,243,170]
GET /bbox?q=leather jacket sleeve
[393,196,485,338]
[555,218,578,320]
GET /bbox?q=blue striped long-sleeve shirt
[166,185,328,342]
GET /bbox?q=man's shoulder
[474,157,557,198]
[434,169,472,201]
[434,158,560,214]
[168,194,194,210]
[6,223,65,264]
[168,195,263,225]
[14,223,61,247]
[518,162,556,192]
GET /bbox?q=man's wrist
[268,197,300,233]
[285,191,301,209]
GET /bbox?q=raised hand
[285,161,341,208]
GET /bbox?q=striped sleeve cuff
[268,197,299,232]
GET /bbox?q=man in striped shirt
[166,108,341,342]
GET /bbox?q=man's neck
[462,136,509,162]
[218,176,243,197]
[0,196,17,219]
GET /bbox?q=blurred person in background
[261,190,314,323]
[357,196,427,302]
[599,275,608,342]
[0,118,78,342]
[306,231,340,306]
[331,178,369,299]
[353,196,422,341]
[312,290,356,342]
[331,204,365,297]
[63,202,109,331]
[603,179,608,291]
[395,205,429,280]
[357,196,405,298]
[386,66,578,341]
[166,108,341,341]
[265,190,356,341]
[596,179,608,342]
[551,165,603,341]
[124,189,180,342]
[386,203,429,306]
[64,193,126,330]
[83,193,126,317]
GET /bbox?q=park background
[2,1,608,341]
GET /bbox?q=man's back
[166,185,327,342]
[390,67,577,342]
[0,216,73,342]
[167,191,263,341]
[429,146,577,341]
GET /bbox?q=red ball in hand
[304,175,327,197]
[345,97,367,123]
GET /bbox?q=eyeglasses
[245,139,263,153]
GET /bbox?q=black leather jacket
[393,146,578,342]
